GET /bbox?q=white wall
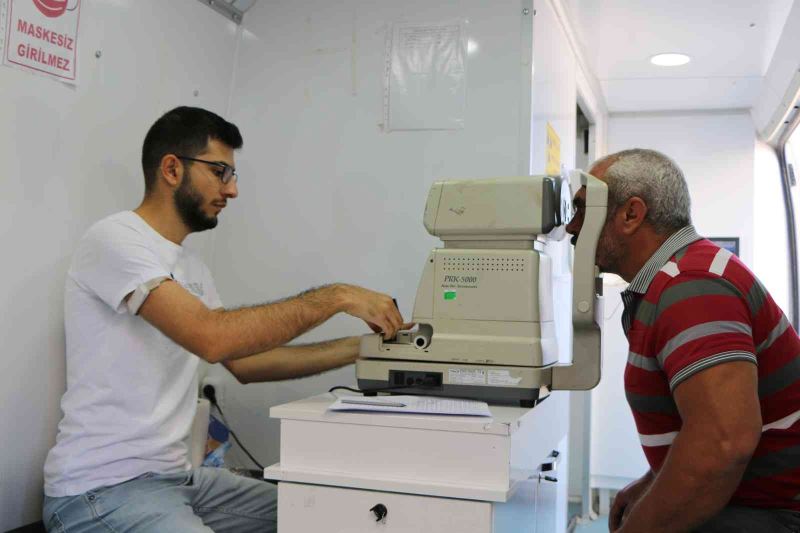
[0,0,606,528]
[529,1,580,528]
[0,1,238,528]
[531,0,576,368]
[540,0,612,507]
[526,1,582,523]
[2,1,792,531]
[589,281,649,490]
[607,111,756,268]
[208,0,544,469]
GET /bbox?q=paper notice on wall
[2,0,81,84]
[385,20,467,131]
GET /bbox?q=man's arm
[137,281,404,364]
[617,361,762,533]
[222,337,360,384]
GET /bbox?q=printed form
[328,395,491,417]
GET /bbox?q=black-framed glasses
[176,156,238,185]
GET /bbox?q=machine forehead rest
[578,170,608,207]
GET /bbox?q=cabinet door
[278,482,493,533]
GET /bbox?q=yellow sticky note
[546,122,561,175]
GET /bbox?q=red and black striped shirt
[623,226,800,510]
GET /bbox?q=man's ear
[619,196,648,235]
[159,154,183,189]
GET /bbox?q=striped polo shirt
[623,225,800,510]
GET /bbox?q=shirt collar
[624,225,703,295]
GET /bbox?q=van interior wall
[9,0,778,528]
[0,1,239,529]
[607,111,757,269]
[206,4,574,512]
[532,2,578,526]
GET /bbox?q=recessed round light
[650,53,691,67]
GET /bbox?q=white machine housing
[357,173,607,406]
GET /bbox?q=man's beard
[174,176,218,232]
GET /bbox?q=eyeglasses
[176,156,238,185]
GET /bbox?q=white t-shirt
[44,211,222,497]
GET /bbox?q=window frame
[778,107,800,330]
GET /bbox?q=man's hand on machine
[365,321,416,340]
[336,284,410,339]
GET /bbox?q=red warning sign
[3,0,81,82]
[33,0,70,18]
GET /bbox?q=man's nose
[223,180,238,199]
[565,217,579,236]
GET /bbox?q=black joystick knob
[370,503,388,522]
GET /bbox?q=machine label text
[444,276,478,287]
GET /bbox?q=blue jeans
[695,505,800,533]
[42,467,277,532]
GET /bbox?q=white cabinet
[265,393,569,532]
[278,483,492,532]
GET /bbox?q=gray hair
[593,148,692,234]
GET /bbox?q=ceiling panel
[602,76,762,112]
[567,0,795,112]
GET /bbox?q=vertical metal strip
[382,23,392,132]
[518,0,534,175]
[0,0,8,63]
[351,7,357,97]
[224,23,244,118]
[581,390,593,520]
[778,145,800,330]
[211,20,245,282]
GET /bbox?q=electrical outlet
[201,376,224,410]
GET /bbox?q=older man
[566,149,800,533]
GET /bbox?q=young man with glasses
[41,106,408,532]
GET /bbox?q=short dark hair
[141,106,243,194]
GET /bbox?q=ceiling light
[650,53,691,66]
